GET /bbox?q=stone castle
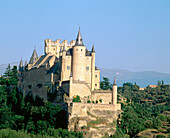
[18,28,121,137]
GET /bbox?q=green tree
[100,77,112,90]
[153,116,162,129]
[144,120,153,128]
[132,84,139,91]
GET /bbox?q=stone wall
[24,66,50,101]
[68,102,121,137]
[91,91,112,104]
[69,81,91,98]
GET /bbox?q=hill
[100,68,170,87]
[1,63,170,87]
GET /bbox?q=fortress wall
[62,81,69,95]
[70,102,118,118]
[32,85,47,101]
[62,55,72,81]
[24,67,50,101]
[94,70,100,89]
[70,81,91,98]
[45,39,76,57]
[45,73,51,83]
[117,103,121,110]
[91,92,112,104]
[84,56,92,86]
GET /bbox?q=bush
[87,100,91,103]
[99,99,102,103]
[72,95,81,103]
[144,120,153,128]
[156,134,166,138]
[153,117,162,129]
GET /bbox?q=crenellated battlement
[45,39,76,57]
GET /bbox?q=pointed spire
[92,45,95,53]
[113,78,116,85]
[19,59,23,67]
[75,27,84,46]
[29,48,38,64]
[25,61,27,66]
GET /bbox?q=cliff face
[68,103,121,138]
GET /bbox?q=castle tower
[72,28,86,81]
[91,45,95,90]
[29,48,38,64]
[112,78,117,105]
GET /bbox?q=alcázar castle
[18,28,121,137]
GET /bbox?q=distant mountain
[1,63,170,87]
[100,68,170,87]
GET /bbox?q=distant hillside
[1,63,170,87]
[100,68,170,87]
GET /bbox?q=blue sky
[0,0,170,73]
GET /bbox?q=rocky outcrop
[68,103,121,138]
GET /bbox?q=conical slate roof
[19,59,23,67]
[25,61,27,66]
[92,45,95,53]
[113,78,116,85]
[75,28,84,46]
[29,49,38,64]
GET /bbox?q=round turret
[72,28,86,81]
[112,78,117,104]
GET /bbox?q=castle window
[81,49,83,51]
[67,66,70,70]
[76,49,78,51]
[95,75,97,78]
[95,84,97,86]
[37,84,42,88]
[86,66,89,70]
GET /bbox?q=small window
[81,49,83,51]
[95,75,97,78]
[76,49,78,51]
[67,66,70,70]
[86,66,89,70]
[95,84,97,86]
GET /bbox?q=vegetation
[0,128,83,138]
[0,65,169,137]
[0,65,83,137]
[100,77,170,138]
[72,95,81,102]
[100,77,112,90]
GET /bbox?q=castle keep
[18,29,121,137]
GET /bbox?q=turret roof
[92,45,95,53]
[29,48,38,64]
[19,59,23,67]
[75,28,84,46]
[113,78,116,85]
